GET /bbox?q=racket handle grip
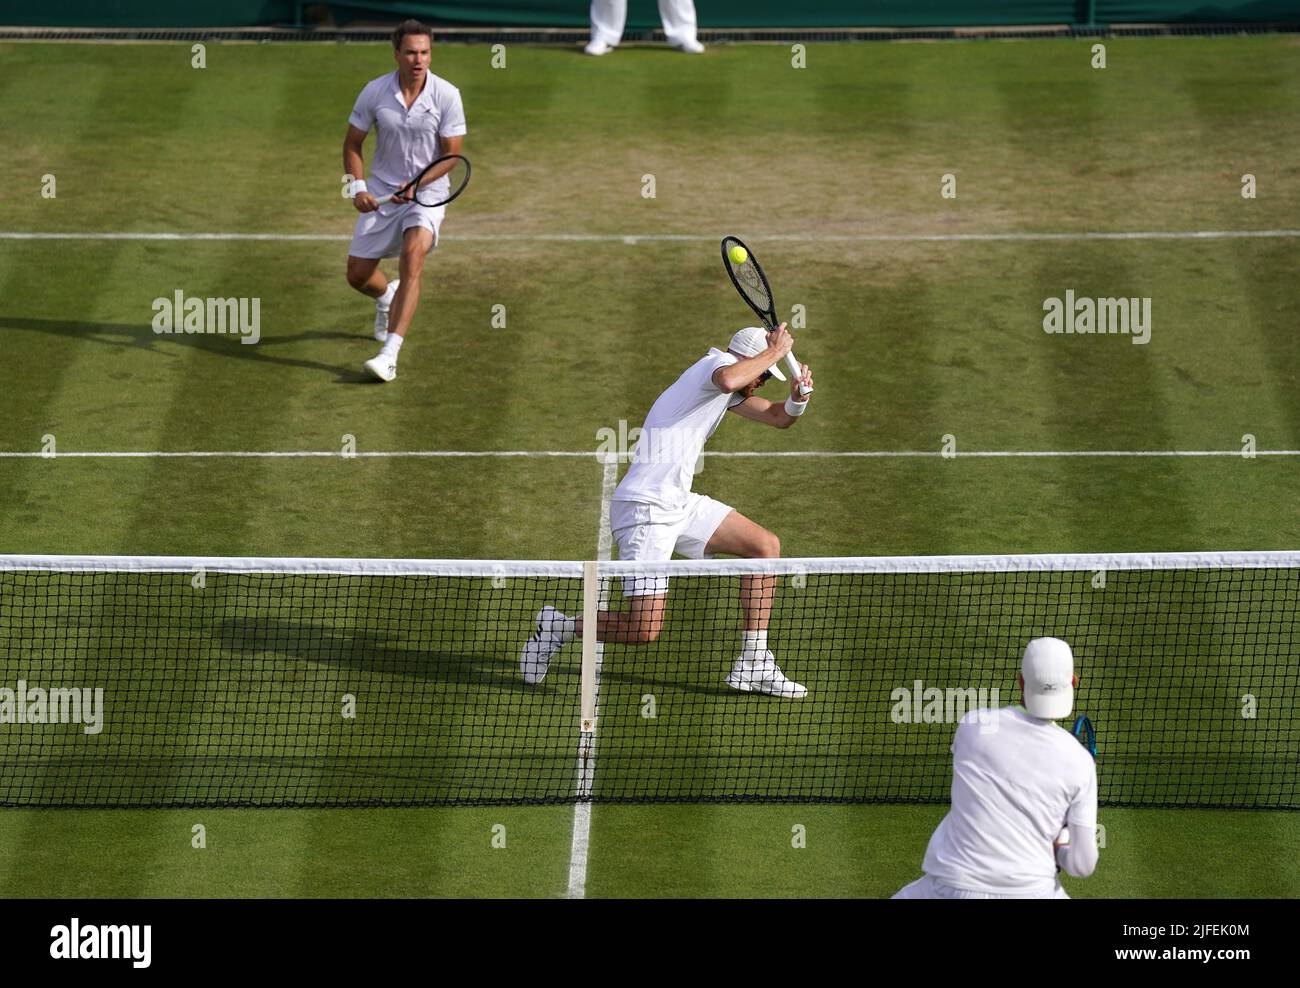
[784,352,813,396]
[374,194,393,205]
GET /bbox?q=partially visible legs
[704,510,805,698]
[704,509,780,634]
[345,255,387,299]
[519,498,673,684]
[586,0,626,53]
[347,254,400,342]
[587,0,702,53]
[519,500,804,696]
[658,0,703,52]
[385,226,435,342]
[363,225,434,383]
[593,591,667,644]
[519,592,666,685]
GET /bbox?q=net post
[581,560,599,734]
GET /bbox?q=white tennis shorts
[891,875,1070,899]
[609,493,734,597]
[347,202,445,260]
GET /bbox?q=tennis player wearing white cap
[892,637,1099,899]
[520,324,814,697]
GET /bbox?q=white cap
[727,327,786,382]
[1021,637,1075,720]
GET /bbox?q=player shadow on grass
[594,657,764,700]
[0,316,375,383]
[216,616,539,692]
[215,617,746,699]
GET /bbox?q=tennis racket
[375,153,471,208]
[721,235,813,396]
[1056,714,1096,872]
[1071,715,1097,758]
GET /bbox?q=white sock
[380,333,404,358]
[377,281,397,310]
[741,630,768,658]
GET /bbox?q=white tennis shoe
[363,354,397,382]
[671,39,705,54]
[726,650,807,698]
[373,280,399,342]
[584,39,614,56]
[520,605,568,684]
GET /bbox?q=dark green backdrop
[2,0,1297,28]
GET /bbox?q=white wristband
[349,179,368,197]
[785,397,809,417]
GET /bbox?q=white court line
[564,453,618,900]
[1,230,1298,244]
[3,449,1298,459]
[0,450,596,458]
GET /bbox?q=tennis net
[0,552,1296,808]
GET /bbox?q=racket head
[1071,715,1097,758]
[721,236,778,330]
[410,154,471,207]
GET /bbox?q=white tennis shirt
[922,705,1098,894]
[613,348,747,510]
[348,69,467,197]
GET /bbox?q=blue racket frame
[1071,715,1097,758]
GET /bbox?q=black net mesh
[1,558,1296,809]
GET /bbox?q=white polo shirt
[348,69,467,198]
[613,348,747,511]
[922,705,1098,894]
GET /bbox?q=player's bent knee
[756,531,781,559]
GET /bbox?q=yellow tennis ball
[729,245,748,265]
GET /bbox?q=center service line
[564,453,619,900]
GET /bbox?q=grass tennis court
[2,35,1299,897]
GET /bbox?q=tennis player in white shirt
[343,20,467,383]
[520,324,813,697]
[893,637,1099,899]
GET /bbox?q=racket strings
[733,262,772,311]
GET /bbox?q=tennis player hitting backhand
[521,325,813,698]
[893,637,1099,899]
[343,20,466,383]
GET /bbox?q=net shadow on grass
[215,616,532,692]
